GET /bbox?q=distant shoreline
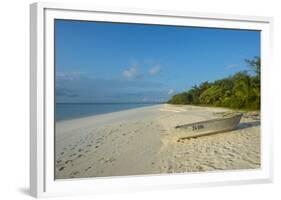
[167,103,260,112]
[55,103,163,122]
[56,103,260,123]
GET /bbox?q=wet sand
[55,104,260,179]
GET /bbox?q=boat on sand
[174,113,243,139]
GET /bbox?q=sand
[55,104,260,179]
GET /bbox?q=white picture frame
[30,2,274,198]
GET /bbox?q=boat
[174,113,243,139]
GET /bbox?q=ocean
[55,103,161,121]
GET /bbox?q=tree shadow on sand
[236,121,260,130]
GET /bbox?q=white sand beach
[55,104,260,179]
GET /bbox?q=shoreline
[55,104,260,179]
[56,103,259,124]
[56,104,164,123]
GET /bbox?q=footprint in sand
[59,166,65,171]
[65,160,72,164]
[227,153,236,158]
[85,166,92,171]
[103,157,116,164]
[70,171,80,176]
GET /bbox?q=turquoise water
[55,103,161,121]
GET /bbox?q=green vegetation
[167,57,260,110]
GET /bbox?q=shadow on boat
[236,121,260,130]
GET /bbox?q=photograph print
[55,19,261,179]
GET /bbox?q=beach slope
[55,104,260,179]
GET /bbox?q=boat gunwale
[175,113,243,129]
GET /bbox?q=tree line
[167,57,260,110]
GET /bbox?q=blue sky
[55,19,260,103]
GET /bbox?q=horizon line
[56,102,166,104]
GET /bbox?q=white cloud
[122,64,140,79]
[168,89,174,95]
[225,64,238,70]
[148,65,161,76]
[56,72,82,81]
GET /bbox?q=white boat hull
[174,114,243,139]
